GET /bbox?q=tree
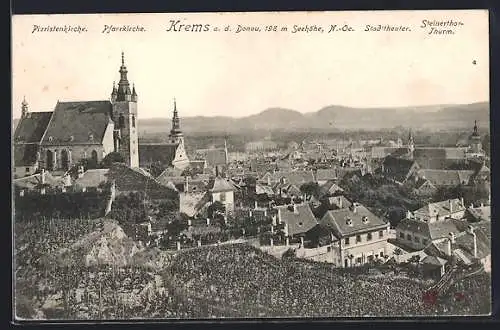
[207,201,226,221]
[101,152,125,168]
[394,248,403,256]
[300,182,321,200]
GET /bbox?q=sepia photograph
[11,10,491,320]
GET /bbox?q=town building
[13,52,140,174]
[208,175,235,214]
[318,202,390,267]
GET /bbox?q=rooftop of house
[276,203,318,236]
[14,171,62,190]
[74,169,110,188]
[320,203,387,237]
[139,143,180,167]
[396,218,460,240]
[417,169,476,186]
[208,176,235,193]
[413,198,466,218]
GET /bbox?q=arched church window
[132,115,136,128]
[119,113,125,129]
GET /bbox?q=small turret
[21,96,29,118]
[111,82,117,102]
[131,83,137,102]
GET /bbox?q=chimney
[267,176,271,186]
[206,218,210,226]
[351,203,358,213]
[277,208,282,224]
[187,219,192,227]
[449,199,453,213]
[468,225,478,258]
[254,200,258,209]
[406,210,412,219]
[446,236,452,256]
[293,204,298,214]
[338,197,342,209]
[184,176,189,193]
[460,197,464,207]
[41,169,46,185]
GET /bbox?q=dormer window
[89,133,94,142]
[48,136,53,142]
[362,216,369,224]
[346,218,353,226]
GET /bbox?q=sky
[12,10,489,119]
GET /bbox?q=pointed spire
[21,96,29,117]
[132,83,137,95]
[116,52,131,101]
[170,97,183,140]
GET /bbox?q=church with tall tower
[13,52,140,177]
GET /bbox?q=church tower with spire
[111,52,139,167]
[469,120,483,154]
[407,128,415,159]
[168,98,190,170]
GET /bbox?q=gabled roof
[179,192,210,217]
[255,184,274,196]
[325,195,352,210]
[397,218,460,240]
[421,255,447,267]
[454,229,490,260]
[41,101,113,145]
[74,169,109,188]
[320,204,387,237]
[418,169,475,186]
[465,206,491,222]
[139,143,179,167]
[276,203,317,236]
[280,170,315,186]
[413,198,466,218]
[13,111,53,143]
[319,180,345,197]
[208,177,234,193]
[382,156,418,182]
[13,171,62,190]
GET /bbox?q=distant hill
[138,102,489,134]
[12,102,489,135]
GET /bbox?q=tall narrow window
[132,115,136,128]
[119,113,125,129]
